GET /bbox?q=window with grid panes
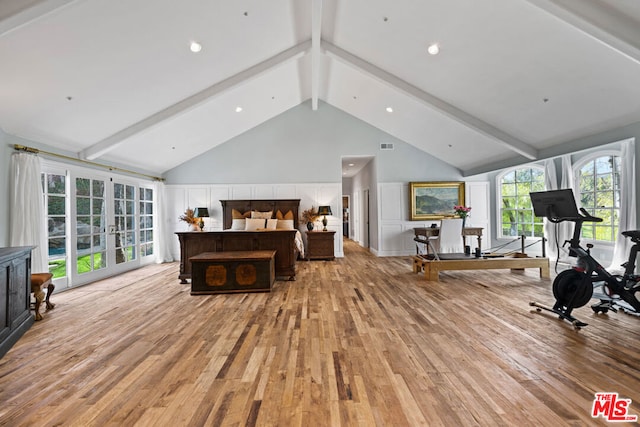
[76,177,106,273]
[576,155,621,242]
[139,187,154,257]
[114,183,136,264]
[42,172,67,278]
[499,167,545,238]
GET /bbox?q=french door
[43,162,155,289]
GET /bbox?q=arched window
[574,153,621,242]
[498,166,545,238]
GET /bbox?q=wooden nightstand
[305,230,336,260]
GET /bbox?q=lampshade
[317,205,332,216]
[194,207,209,218]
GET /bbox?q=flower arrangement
[179,207,199,225]
[300,207,319,224]
[454,205,471,219]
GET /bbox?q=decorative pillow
[266,219,278,230]
[232,209,250,219]
[276,210,294,220]
[276,219,294,230]
[251,210,273,219]
[231,218,246,230]
[245,218,266,231]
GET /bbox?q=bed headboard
[220,199,301,230]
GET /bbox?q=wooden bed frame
[176,199,301,283]
[219,199,300,230]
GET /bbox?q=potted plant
[179,208,200,231]
[300,207,319,231]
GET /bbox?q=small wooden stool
[31,273,55,321]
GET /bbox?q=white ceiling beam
[524,0,640,64]
[311,0,323,111]
[81,40,312,161]
[0,0,78,37]
[322,41,538,160]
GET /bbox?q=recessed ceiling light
[190,41,202,53]
[235,106,243,113]
[386,107,393,113]
[427,43,440,55]
[349,163,355,167]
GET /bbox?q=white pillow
[266,219,278,230]
[251,210,273,219]
[276,219,294,230]
[245,218,266,231]
[231,218,246,230]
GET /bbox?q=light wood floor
[1,239,640,426]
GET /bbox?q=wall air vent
[380,143,394,150]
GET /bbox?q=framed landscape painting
[409,182,465,220]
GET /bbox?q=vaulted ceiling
[2,0,640,176]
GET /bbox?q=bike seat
[622,230,640,242]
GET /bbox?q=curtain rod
[13,144,164,182]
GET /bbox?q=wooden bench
[31,273,55,321]
[413,254,550,282]
[190,250,276,294]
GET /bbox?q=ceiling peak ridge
[79,39,312,161]
[321,40,537,160]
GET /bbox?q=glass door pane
[43,173,67,279]
[114,183,136,264]
[139,187,154,258]
[76,177,106,274]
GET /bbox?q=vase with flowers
[179,207,200,231]
[453,205,471,228]
[300,207,319,231]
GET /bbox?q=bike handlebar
[548,207,603,223]
[579,207,603,222]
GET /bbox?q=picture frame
[409,181,465,220]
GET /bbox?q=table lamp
[317,205,332,231]
[194,207,209,231]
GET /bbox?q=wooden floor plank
[1,239,639,426]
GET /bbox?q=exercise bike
[529,189,640,330]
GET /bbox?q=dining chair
[428,218,464,258]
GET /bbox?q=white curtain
[557,154,575,263]
[543,158,559,260]
[544,159,558,260]
[10,152,48,273]
[609,139,636,271]
[154,181,174,263]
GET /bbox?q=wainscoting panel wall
[165,183,344,261]
[376,182,489,257]
[465,181,491,252]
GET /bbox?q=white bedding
[221,228,305,259]
[294,230,304,259]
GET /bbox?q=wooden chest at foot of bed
[190,250,276,294]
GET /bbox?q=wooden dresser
[0,247,34,359]
[305,231,336,260]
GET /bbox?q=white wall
[0,129,9,246]
[164,101,463,185]
[165,182,344,260]
[375,182,490,256]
